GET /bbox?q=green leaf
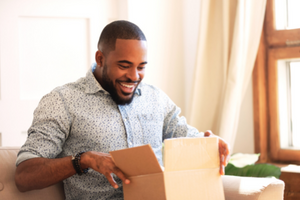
[225,163,281,179]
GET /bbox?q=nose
[126,67,140,82]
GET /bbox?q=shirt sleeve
[16,152,40,166]
[16,89,71,166]
[161,91,204,140]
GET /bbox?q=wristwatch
[71,152,89,175]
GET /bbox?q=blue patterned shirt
[16,68,202,200]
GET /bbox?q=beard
[101,64,139,105]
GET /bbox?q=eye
[138,64,146,70]
[119,64,129,69]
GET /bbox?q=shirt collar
[84,68,142,96]
[84,69,106,94]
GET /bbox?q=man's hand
[204,130,230,175]
[81,151,130,188]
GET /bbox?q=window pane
[277,61,290,148]
[277,60,300,149]
[290,62,300,147]
[275,0,300,30]
[287,0,300,29]
[275,0,287,30]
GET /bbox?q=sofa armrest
[0,147,65,200]
[222,175,285,200]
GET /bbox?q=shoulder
[139,82,166,96]
[37,76,86,106]
[51,76,86,96]
[54,76,86,93]
[138,82,173,104]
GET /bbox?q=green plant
[225,153,281,179]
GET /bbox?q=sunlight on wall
[127,0,185,115]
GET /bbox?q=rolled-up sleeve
[16,90,71,166]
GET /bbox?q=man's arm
[15,151,130,192]
[158,91,230,174]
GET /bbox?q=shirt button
[129,142,132,146]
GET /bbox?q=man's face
[95,39,147,105]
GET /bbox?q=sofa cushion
[222,175,284,200]
[0,147,65,200]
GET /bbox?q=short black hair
[97,20,146,55]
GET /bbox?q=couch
[0,147,285,200]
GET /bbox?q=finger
[219,141,230,166]
[222,145,230,165]
[224,156,230,166]
[219,164,225,175]
[223,143,230,156]
[113,167,130,184]
[105,173,119,189]
[204,130,212,137]
[223,152,228,166]
[218,143,226,166]
[220,154,224,167]
[224,148,230,166]
[219,154,225,175]
[222,149,227,166]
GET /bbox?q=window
[289,61,300,148]
[277,60,300,149]
[253,0,300,163]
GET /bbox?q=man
[15,20,229,200]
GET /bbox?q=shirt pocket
[137,113,164,149]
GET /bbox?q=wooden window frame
[253,0,300,164]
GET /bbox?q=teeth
[120,83,134,88]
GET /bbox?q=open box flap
[110,144,163,177]
[164,137,219,171]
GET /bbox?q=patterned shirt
[16,68,202,200]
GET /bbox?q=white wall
[0,0,110,146]
[127,0,185,112]
[182,0,201,119]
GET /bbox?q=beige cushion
[0,147,65,200]
[222,175,284,200]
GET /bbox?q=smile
[120,82,135,88]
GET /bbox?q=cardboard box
[110,137,225,200]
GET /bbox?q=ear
[95,50,105,67]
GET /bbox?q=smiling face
[94,39,147,105]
